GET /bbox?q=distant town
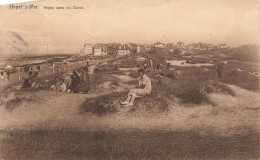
[81,42,230,56]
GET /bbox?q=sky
[0,0,259,54]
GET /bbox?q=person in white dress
[121,69,151,106]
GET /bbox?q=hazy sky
[0,0,259,54]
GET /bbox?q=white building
[117,49,130,56]
[84,44,93,55]
[154,42,164,48]
[93,47,102,56]
[93,45,108,56]
[136,46,141,53]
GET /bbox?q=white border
[0,0,36,6]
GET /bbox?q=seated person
[67,70,80,93]
[121,69,151,106]
[22,71,34,88]
[55,77,61,91]
[22,78,31,88]
[31,72,40,88]
[50,81,56,91]
[60,79,67,92]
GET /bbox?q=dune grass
[10,49,259,108]
[220,62,259,92]
[156,67,235,104]
[79,92,127,116]
[0,129,259,160]
[5,97,22,112]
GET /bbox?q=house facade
[84,44,93,55]
[154,42,165,48]
[136,46,141,53]
[83,43,108,56]
[117,44,131,56]
[93,46,102,56]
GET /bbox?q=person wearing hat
[121,69,151,106]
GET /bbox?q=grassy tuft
[0,129,259,160]
[79,92,126,116]
[5,97,22,112]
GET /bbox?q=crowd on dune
[22,66,89,93]
[19,55,224,107]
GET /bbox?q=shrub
[173,81,210,104]
[79,92,127,116]
[5,97,22,112]
[167,67,234,104]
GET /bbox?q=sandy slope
[0,84,259,137]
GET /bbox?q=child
[50,81,56,91]
[60,79,67,92]
[55,77,61,91]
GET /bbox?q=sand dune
[0,84,259,137]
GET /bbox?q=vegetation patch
[225,45,259,63]
[5,97,22,112]
[79,92,126,116]
[132,93,170,113]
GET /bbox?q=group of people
[0,70,10,83]
[22,71,40,89]
[50,67,89,93]
[50,76,68,92]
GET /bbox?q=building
[117,44,131,56]
[154,42,164,48]
[93,46,102,56]
[166,43,174,49]
[84,43,93,55]
[136,46,141,53]
[93,44,108,56]
[177,41,185,48]
[117,49,130,55]
[83,43,108,56]
[219,44,229,49]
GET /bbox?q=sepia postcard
[0,0,259,159]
